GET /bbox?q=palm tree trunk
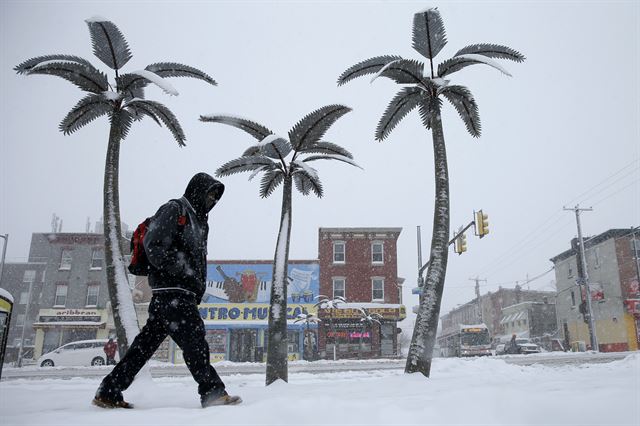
[103,112,140,356]
[266,175,293,385]
[405,109,450,376]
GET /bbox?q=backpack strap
[169,198,188,228]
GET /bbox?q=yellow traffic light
[454,232,467,254]
[476,210,489,238]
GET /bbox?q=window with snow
[333,278,345,299]
[54,284,68,307]
[90,249,103,269]
[567,263,573,278]
[23,270,36,283]
[59,249,72,270]
[19,291,29,305]
[333,242,345,263]
[372,278,384,301]
[371,242,384,264]
[86,285,99,307]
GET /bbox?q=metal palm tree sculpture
[314,294,346,362]
[357,308,382,358]
[14,17,216,355]
[294,309,321,361]
[200,105,359,385]
[338,8,524,377]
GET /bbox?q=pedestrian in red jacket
[103,338,117,365]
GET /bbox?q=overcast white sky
[1,1,638,330]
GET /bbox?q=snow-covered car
[494,344,506,355]
[515,338,541,354]
[38,339,118,367]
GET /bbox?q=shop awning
[32,321,106,328]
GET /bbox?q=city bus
[437,323,492,357]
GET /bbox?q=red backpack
[128,200,187,276]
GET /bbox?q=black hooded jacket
[143,173,225,302]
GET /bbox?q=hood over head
[183,172,225,217]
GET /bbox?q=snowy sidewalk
[1,354,638,426]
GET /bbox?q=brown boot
[92,396,134,409]
[201,390,242,407]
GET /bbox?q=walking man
[93,172,241,408]
[103,338,117,366]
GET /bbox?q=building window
[60,249,72,270]
[372,278,384,301]
[54,284,68,307]
[567,263,573,278]
[86,285,99,307]
[593,247,600,268]
[333,242,345,263]
[371,242,384,264]
[570,290,576,306]
[19,291,29,305]
[90,249,103,269]
[333,278,345,299]
[16,314,25,326]
[23,270,36,283]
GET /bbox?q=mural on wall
[204,263,319,304]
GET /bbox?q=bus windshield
[460,331,490,346]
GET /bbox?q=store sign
[199,303,317,322]
[623,299,640,315]
[38,309,102,323]
[318,306,406,320]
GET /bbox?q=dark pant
[96,292,225,401]
[106,356,116,366]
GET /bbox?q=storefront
[317,304,406,359]
[171,260,320,363]
[32,308,109,358]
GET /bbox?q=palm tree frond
[116,73,149,96]
[256,134,292,159]
[370,59,425,85]
[199,115,273,141]
[242,145,262,157]
[455,43,525,63]
[288,105,352,151]
[25,62,108,93]
[124,101,161,126]
[216,156,278,178]
[337,55,403,86]
[114,109,134,140]
[375,87,423,141]
[441,85,481,137]
[130,70,179,96]
[299,141,353,159]
[85,17,132,70]
[58,94,112,135]
[293,168,323,198]
[412,8,448,59]
[126,99,185,145]
[14,55,95,74]
[259,169,285,198]
[302,154,363,170]
[438,54,512,77]
[145,62,217,86]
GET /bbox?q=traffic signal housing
[476,210,489,238]
[454,231,467,254]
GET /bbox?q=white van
[38,339,119,367]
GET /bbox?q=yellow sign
[318,306,406,320]
[199,303,317,322]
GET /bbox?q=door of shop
[380,324,395,356]
[229,329,256,362]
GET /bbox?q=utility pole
[0,234,8,288]
[564,205,598,352]
[469,277,487,323]
[631,227,640,287]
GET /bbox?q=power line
[564,158,639,206]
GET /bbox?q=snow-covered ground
[1,354,638,426]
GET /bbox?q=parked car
[38,339,119,367]
[515,338,541,354]
[494,344,506,355]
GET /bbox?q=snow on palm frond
[125,99,185,145]
[25,61,108,94]
[288,105,352,151]
[199,114,273,141]
[302,154,363,170]
[257,134,292,159]
[412,8,448,60]
[116,73,149,95]
[131,70,179,96]
[370,59,425,85]
[375,87,423,141]
[242,145,262,157]
[216,156,278,177]
[441,85,481,137]
[455,43,525,63]
[337,55,403,86]
[299,141,354,159]
[14,55,96,74]
[438,54,512,77]
[259,169,285,198]
[59,94,112,135]
[293,168,323,198]
[314,295,346,309]
[85,18,132,70]
[145,62,217,86]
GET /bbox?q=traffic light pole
[564,205,598,352]
[419,220,476,278]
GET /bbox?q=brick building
[316,227,406,358]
